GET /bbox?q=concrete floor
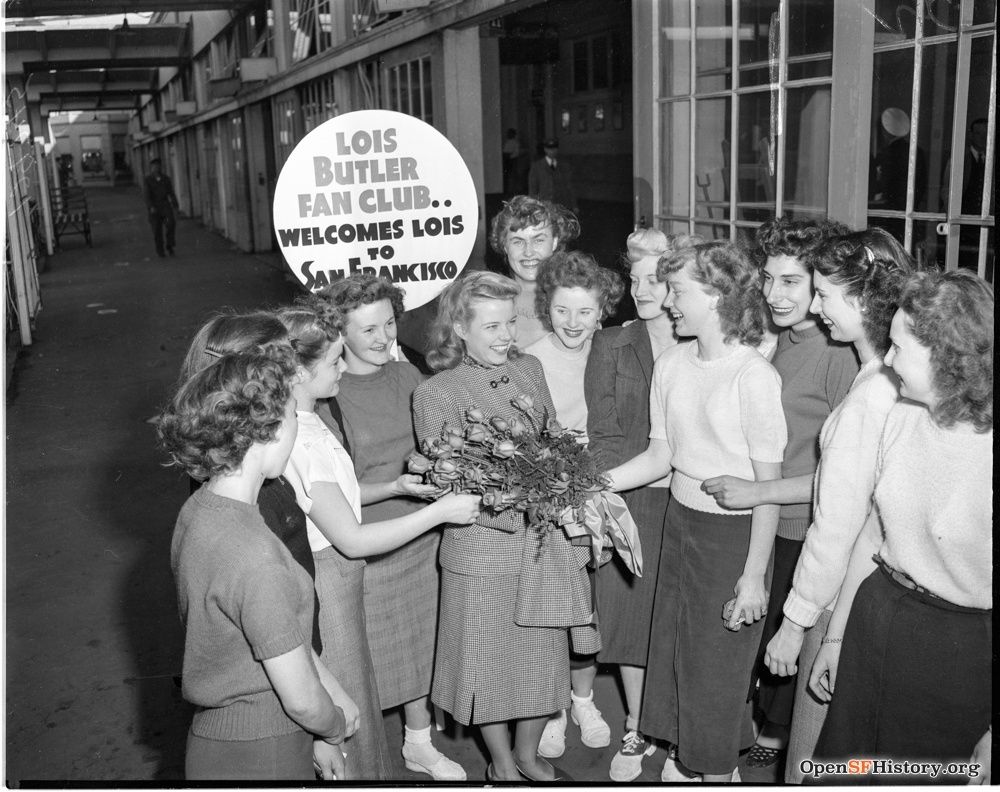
[4,186,779,784]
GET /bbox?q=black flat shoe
[745,743,784,768]
[515,760,575,782]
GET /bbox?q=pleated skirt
[313,547,394,780]
[363,530,440,709]
[432,569,572,725]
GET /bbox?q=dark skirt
[753,535,804,724]
[812,565,992,785]
[185,728,313,780]
[314,547,394,780]
[595,485,669,666]
[433,569,571,725]
[639,499,769,775]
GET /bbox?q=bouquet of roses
[408,394,642,573]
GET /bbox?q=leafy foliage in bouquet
[408,394,609,548]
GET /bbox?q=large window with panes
[639,0,995,280]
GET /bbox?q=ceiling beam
[6,0,253,16]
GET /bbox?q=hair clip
[863,245,876,264]
[204,347,223,359]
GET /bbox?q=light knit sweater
[524,333,591,441]
[284,411,363,553]
[649,342,787,515]
[876,402,993,609]
[770,325,859,540]
[782,357,899,627]
[171,487,325,741]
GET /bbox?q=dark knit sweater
[171,487,320,741]
[770,325,858,540]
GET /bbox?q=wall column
[827,0,875,228]
[443,27,486,261]
[271,0,292,73]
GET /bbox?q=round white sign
[273,109,479,310]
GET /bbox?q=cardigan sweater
[875,402,993,609]
[783,358,899,627]
[171,487,335,741]
[770,325,859,540]
[649,342,787,515]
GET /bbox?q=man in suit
[144,157,180,257]
[528,138,578,213]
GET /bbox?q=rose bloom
[493,439,517,458]
[466,424,490,443]
[508,417,527,437]
[511,394,534,411]
[407,453,433,474]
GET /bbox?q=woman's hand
[764,620,805,676]
[431,492,481,525]
[701,476,760,510]
[808,640,842,702]
[329,690,359,738]
[392,473,439,500]
[968,729,991,784]
[728,574,768,629]
[313,739,347,780]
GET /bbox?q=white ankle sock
[404,725,432,745]
[571,690,594,705]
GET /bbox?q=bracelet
[822,637,843,645]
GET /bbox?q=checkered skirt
[433,569,572,725]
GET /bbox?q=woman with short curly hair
[575,229,702,781]
[526,250,624,440]
[317,274,467,781]
[525,250,623,760]
[809,270,993,783]
[488,195,582,347]
[159,352,358,780]
[604,241,788,782]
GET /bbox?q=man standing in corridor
[144,157,180,257]
[528,138,578,214]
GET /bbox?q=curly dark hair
[178,310,291,384]
[533,250,625,330]
[658,242,766,346]
[488,195,581,255]
[897,271,993,432]
[318,273,406,320]
[806,228,916,355]
[755,217,850,267]
[426,271,520,371]
[158,352,295,481]
[275,295,342,371]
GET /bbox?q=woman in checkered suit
[412,271,595,783]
